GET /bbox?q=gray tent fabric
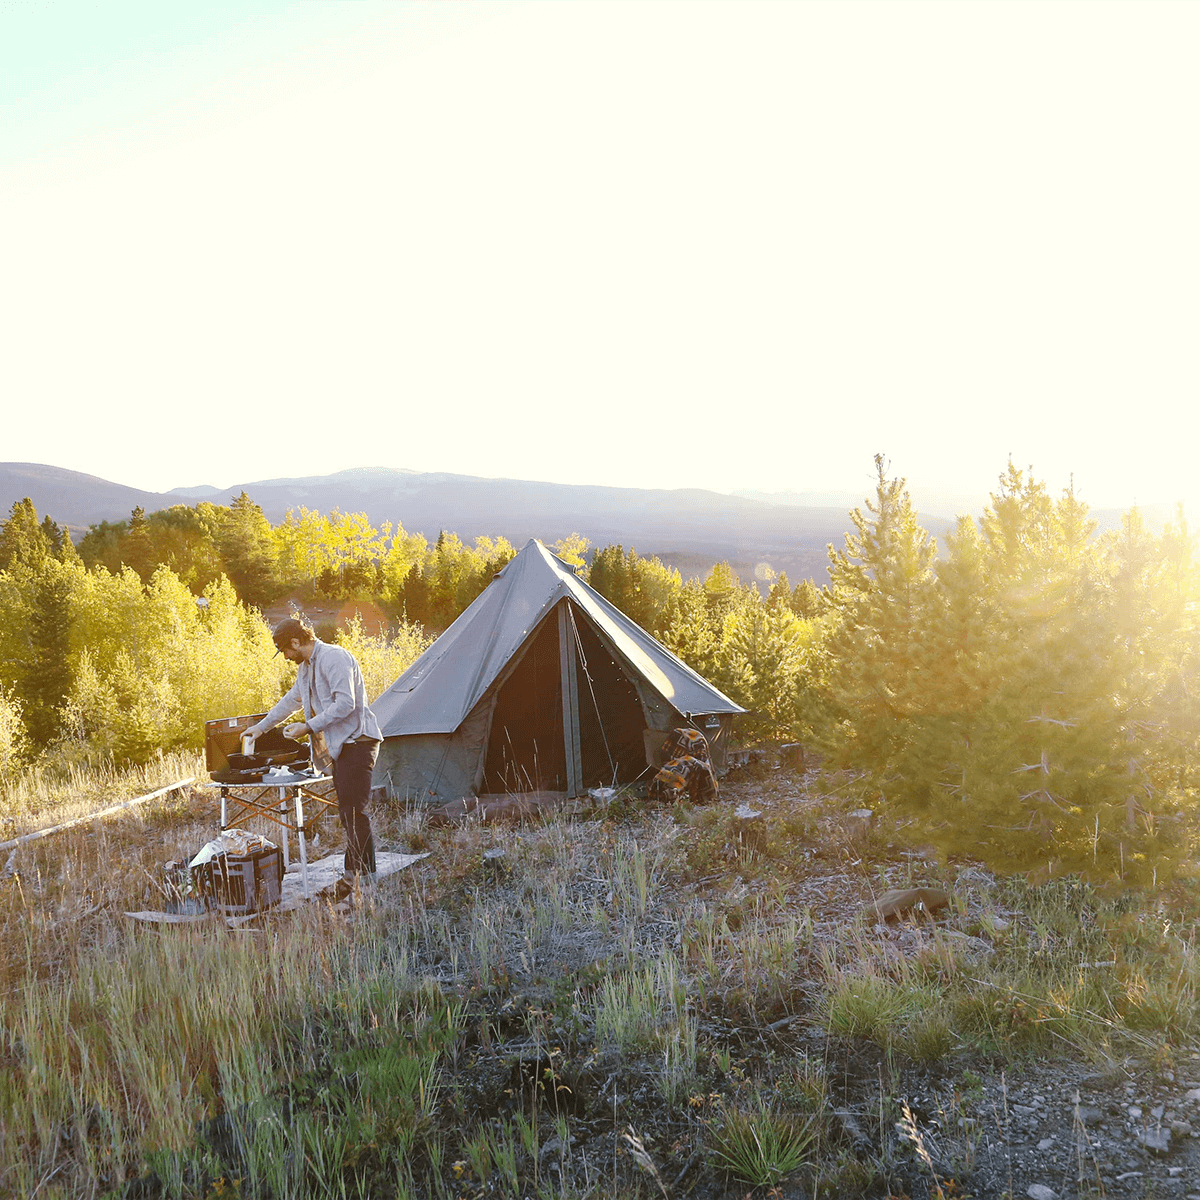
[371,539,744,802]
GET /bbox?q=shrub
[0,687,29,782]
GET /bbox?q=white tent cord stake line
[0,777,196,854]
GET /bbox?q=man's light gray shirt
[256,641,381,762]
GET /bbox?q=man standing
[244,617,382,892]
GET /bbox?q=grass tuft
[709,1099,816,1187]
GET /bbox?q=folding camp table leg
[277,790,291,872]
[294,789,310,897]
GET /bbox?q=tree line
[0,490,822,780]
[75,494,520,628]
[3,458,1198,886]
[585,460,1200,886]
[0,498,432,778]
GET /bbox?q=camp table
[201,771,338,898]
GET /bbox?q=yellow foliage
[61,565,289,763]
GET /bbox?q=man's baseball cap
[272,617,311,654]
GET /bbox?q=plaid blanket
[648,753,718,804]
[660,727,711,764]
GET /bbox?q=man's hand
[284,721,309,740]
[241,730,257,755]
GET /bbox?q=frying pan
[225,748,307,771]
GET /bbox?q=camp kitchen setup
[120,716,428,927]
[196,713,339,910]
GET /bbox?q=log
[0,778,196,854]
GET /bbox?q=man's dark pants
[331,739,379,875]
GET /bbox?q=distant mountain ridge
[1,463,186,528]
[1,462,846,582]
[1,462,1170,585]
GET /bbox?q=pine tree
[588,545,633,614]
[703,562,743,627]
[397,562,431,626]
[968,471,1114,869]
[1151,506,1200,796]
[923,514,993,817]
[0,498,52,570]
[39,515,66,557]
[1092,506,1197,881]
[626,552,682,633]
[217,493,279,608]
[790,578,825,619]
[659,581,721,682]
[57,524,81,564]
[912,467,1166,877]
[725,602,807,738]
[765,571,792,611]
[24,558,75,745]
[124,506,156,582]
[821,455,939,792]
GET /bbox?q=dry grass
[0,763,1198,1198]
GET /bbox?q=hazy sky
[2,1,1197,513]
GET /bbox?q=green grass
[592,955,692,1054]
[708,1098,816,1187]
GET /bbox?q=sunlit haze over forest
[2,1,1198,516]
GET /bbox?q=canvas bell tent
[372,539,744,801]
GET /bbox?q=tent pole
[558,602,583,796]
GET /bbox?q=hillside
[0,463,181,533]
[1,462,851,582]
[3,755,1198,1200]
[1,462,1165,587]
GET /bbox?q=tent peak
[373,532,744,740]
